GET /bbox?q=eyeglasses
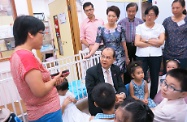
[161,80,183,92]
[38,31,45,36]
[84,9,94,13]
[101,55,112,60]
[145,14,156,17]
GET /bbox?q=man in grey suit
[86,47,127,115]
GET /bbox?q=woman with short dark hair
[11,15,67,122]
[135,6,165,99]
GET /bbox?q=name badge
[177,20,185,26]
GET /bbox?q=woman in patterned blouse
[163,0,187,71]
[85,6,130,75]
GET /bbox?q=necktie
[105,70,113,86]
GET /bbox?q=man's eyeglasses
[84,9,94,13]
[161,80,183,92]
[38,31,45,36]
[101,55,112,60]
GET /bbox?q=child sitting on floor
[152,68,187,122]
[115,100,154,122]
[90,83,116,122]
[128,61,156,108]
[56,79,92,122]
[154,59,180,104]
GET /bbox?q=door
[48,0,81,58]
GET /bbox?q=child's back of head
[115,100,154,122]
[56,78,69,95]
[92,83,116,111]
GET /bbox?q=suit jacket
[85,63,127,115]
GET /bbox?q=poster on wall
[58,13,66,24]
[53,15,63,55]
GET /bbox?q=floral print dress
[96,25,126,73]
[131,79,156,108]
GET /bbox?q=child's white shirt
[153,98,187,122]
[59,90,75,108]
[59,90,90,122]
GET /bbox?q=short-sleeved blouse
[163,15,187,59]
[96,25,126,72]
[10,49,60,121]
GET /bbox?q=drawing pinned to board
[58,13,66,24]
[53,15,63,55]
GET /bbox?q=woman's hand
[53,72,64,86]
[84,53,92,59]
[125,57,130,65]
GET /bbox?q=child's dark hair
[167,68,187,92]
[119,100,154,122]
[166,59,180,68]
[92,83,116,111]
[56,78,68,91]
[127,61,143,74]
[120,96,136,107]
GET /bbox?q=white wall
[32,0,50,21]
[14,0,29,16]
[153,0,187,24]
[14,0,50,21]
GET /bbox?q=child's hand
[69,97,77,104]
[143,99,148,105]
[62,97,72,107]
